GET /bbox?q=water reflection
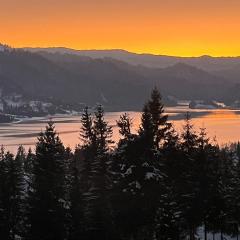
[0,107,240,153]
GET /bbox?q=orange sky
[1,0,240,56]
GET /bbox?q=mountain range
[0,44,239,111]
[25,47,240,72]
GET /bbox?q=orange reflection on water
[0,109,240,154]
[173,110,240,145]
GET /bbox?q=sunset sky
[1,0,240,56]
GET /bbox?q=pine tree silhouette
[26,122,67,240]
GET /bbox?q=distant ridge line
[22,46,240,59]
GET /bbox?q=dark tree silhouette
[26,122,67,240]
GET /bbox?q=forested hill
[0,46,238,110]
[25,48,240,72]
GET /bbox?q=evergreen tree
[24,148,35,177]
[139,104,155,148]
[79,106,96,190]
[26,122,67,240]
[0,150,25,240]
[117,113,132,139]
[23,147,36,230]
[181,112,199,153]
[83,105,114,240]
[204,145,228,238]
[69,107,96,240]
[112,135,155,240]
[156,124,184,240]
[147,87,168,149]
[219,146,239,238]
[77,105,114,240]
[67,147,85,240]
[15,145,26,165]
[14,146,26,238]
[93,104,113,152]
[113,92,168,240]
[179,113,200,240]
[0,148,9,239]
[195,127,212,239]
[80,106,95,146]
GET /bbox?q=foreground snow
[195,226,238,240]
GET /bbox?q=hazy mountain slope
[138,63,228,100]
[24,47,240,72]
[0,50,89,101]
[0,48,235,110]
[0,50,152,109]
[214,64,240,83]
[40,52,230,100]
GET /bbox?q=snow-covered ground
[195,226,238,240]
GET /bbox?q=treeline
[1,88,240,240]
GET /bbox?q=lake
[1,106,240,153]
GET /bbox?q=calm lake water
[1,106,240,153]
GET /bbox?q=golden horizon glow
[1,0,240,57]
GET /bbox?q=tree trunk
[212,232,215,240]
[189,226,195,240]
[220,230,223,240]
[204,224,207,240]
[189,228,192,240]
[237,224,239,240]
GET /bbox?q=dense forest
[1,88,240,240]
[2,47,240,110]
